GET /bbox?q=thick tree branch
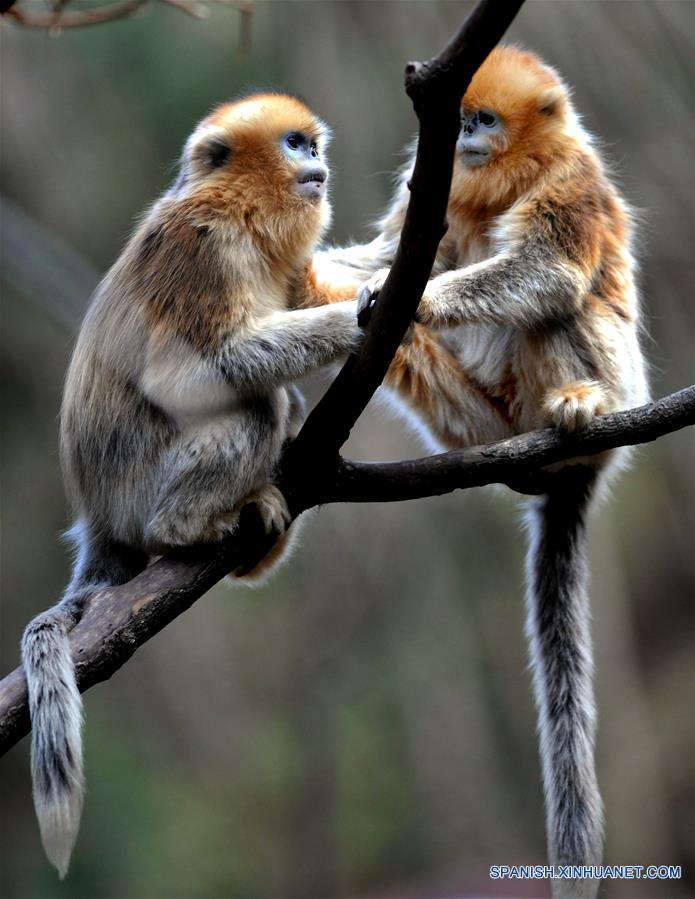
[1,386,693,755]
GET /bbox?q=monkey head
[452,46,572,204]
[173,92,332,259]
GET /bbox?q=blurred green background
[1,2,693,897]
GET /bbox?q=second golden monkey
[21,94,363,880]
[307,46,648,899]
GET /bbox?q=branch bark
[1,386,693,755]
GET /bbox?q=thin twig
[160,0,209,20]
[4,0,251,31]
[6,0,149,28]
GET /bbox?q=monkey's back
[60,278,177,544]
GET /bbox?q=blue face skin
[457,109,502,167]
[283,131,328,199]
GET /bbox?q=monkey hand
[244,483,292,536]
[336,299,367,348]
[357,268,390,327]
[357,269,422,345]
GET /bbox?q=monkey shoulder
[128,210,248,351]
[497,167,625,285]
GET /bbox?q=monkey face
[172,93,333,254]
[457,108,503,167]
[282,130,329,201]
[178,94,331,208]
[445,46,575,211]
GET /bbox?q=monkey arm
[292,237,394,310]
[217,304,362,389]
[318,234,394,281]
[414,191,602,330]
[294,233,397,310]
[292,259,361,309]
[416,245,589,330]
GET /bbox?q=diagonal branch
[1,385,693,755]
[285,0,525,466]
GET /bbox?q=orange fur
[188,95,331,279]
[369,45,647,441]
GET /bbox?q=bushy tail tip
[22,608,85,878]
[35,789,83,879]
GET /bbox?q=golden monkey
[308,47,648,899]
[22,93,363,878]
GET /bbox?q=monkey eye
[286,133,303,150]
[478,111,497,127]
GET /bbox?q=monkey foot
[244,484,291,536]
[544,381,609,432]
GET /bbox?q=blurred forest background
[1,2,693,897]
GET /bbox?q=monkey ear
[203,136,232,169]
[538,85,566,117]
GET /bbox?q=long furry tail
[21,603,84,879]
[524,467,603,899]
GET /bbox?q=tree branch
[1,386,693,755]
[322,386,695,505]
[284,0,525,468]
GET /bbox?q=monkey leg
[144,415,283,552]
[243,483,291,534]
[384,324,513,450]
[537,380,626,479]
